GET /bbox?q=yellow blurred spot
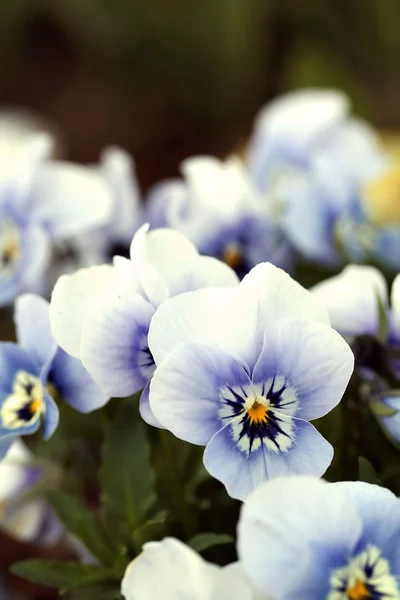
[362,165,400,225]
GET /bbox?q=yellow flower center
[347,580,369,599]
[362,165,400,225]
[247,400,268,424]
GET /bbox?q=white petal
[33,161,113,239]
[312,264,388,337]
[130,224,198,306]
[100,146,141,242]
[121,538,220,600]
[148,287,235,365]
[50,264,116,358]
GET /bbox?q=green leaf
[10,560,114,594]
[370,398,398,418]
[46,490,117,566]
[376,292,389,343]
[188,532,234,553]
[358,457,381,485]
[132,510,169,550]
[99,398,156,532]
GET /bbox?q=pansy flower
[49,225,238,425]
[247,89,388,266]
[238,475,400,599]
[0,134,113,305]
[0,294,108,459]
[145,155,291,277]
[121,537,255,600]
[148,263,354,500]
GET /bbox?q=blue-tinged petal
[41,389,59,439]
[50,264,116,358]
[264,418,333,479]
[312,264,388,338]
[252,317,354,421]
[0,435,16,461]
[334,481,400,572]
[121,538,221,600]
[169,255,239,296]
[14,294,57,372]
[32,162,113,239]
[238,476,362,600]
[280,176,338,264]
[81,290,155,397]
[0,343,40,396]
[50,348,110,413]
[145,179,188,229]
[139,382,165,429]
[390,273,400,338]
[150,343,251,444]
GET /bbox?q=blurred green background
[0,0,399,189]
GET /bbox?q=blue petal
[150,342,251,443]
[0,343,40,397]
[80,291,155,397]
[252,318,354,421]
[42,389,59,440]
[50,348,110,413]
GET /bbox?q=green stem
[159,430,197,538]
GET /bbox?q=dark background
[1,0,399,192]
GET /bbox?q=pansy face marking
[0,219,21,278]
[222,242,245,272]
[1,371,45,429]
[329,545,400,600]
[219,375,297,456]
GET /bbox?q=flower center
[219,376,298,456]
[347,581,369,600]
[1,371,45,429]
[245,398,269,424]
[0,220,22,278]
[222,242,244,271]
[362,165,400,225]
[329,545,399,600]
